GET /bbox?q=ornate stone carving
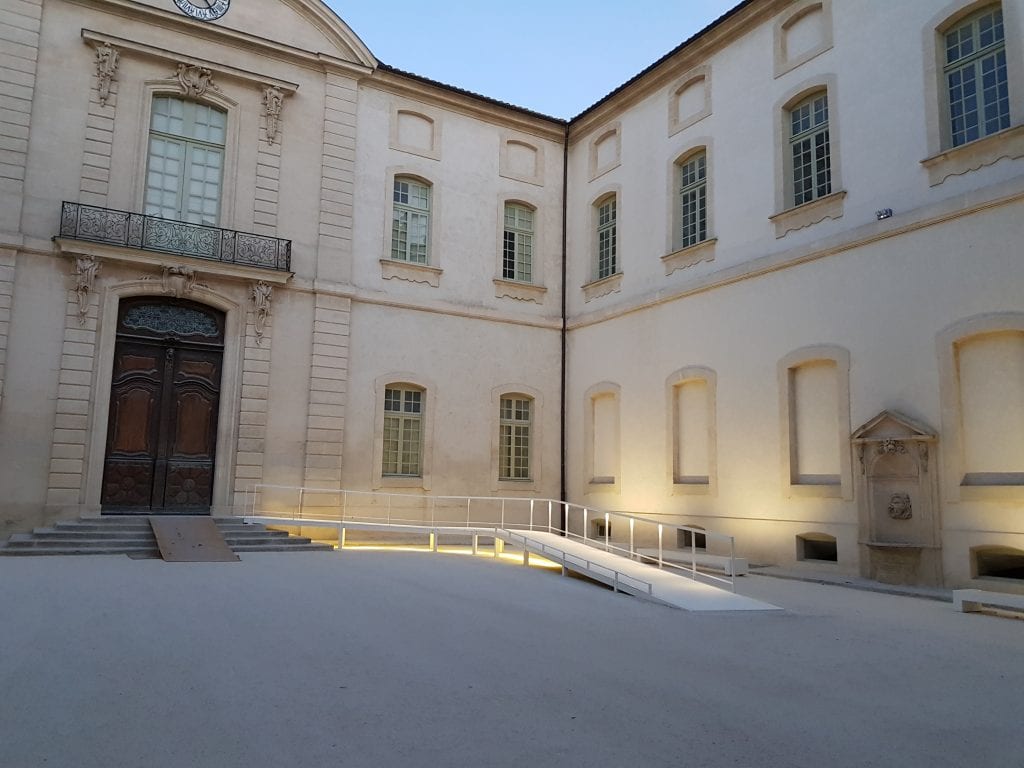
[251,281,272,345]
[161,265,197,298]
[176,64,214,98]
[918,443,929,473]
[262,86,284,145]
[887,492,912,520]
[878,439,907,455]
[73,255,100,326]
[94,43,119,107]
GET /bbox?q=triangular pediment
[851,410,935,441]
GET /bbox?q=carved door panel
[101,342,164,508]
[101,298,224,513]
[160,347,221,510]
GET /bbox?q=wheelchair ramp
[150,517,239,562]
[511,531,777,612]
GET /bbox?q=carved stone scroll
[251,281,272,345]
[94,43,120,107]
[73,255,100,326]
[262,86,284,145]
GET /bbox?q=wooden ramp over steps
[150,517,239,562]
[0,517,333,557]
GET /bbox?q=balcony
[58,202,291,272]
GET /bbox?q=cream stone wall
[561,0,1024,589]
[2,0,1022,591]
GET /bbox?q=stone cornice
[53,239,294,285]
[569,0,785,142]
[66,0,373,77]
[81,29,301,92]
[367,70,566,144]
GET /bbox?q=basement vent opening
[797,532,837,562]
[972,546,1024,581]
[677,527,706,549]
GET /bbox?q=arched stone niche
[851,411,941,586]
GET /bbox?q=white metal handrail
[246,483,737,591]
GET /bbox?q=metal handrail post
[466,497,471,527]
[730,537,737,593]
[501,499,505,530]
[387,494,391,526]
[298,488,305,521]
[583,508,588,541]
[604,512,610,551]
[430,495,435,528]
[658,524,663,569]
[547,500,552,533]
[691,530,697,580]
[530,499,534,531]
[341,490,347,523]
[629,518,634,560]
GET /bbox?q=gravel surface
[0,550,1020,768]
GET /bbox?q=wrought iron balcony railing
[59,201,291,272]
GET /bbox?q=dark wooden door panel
[101,300,224,514]
[159,347,221,510]
[101,342,163,509]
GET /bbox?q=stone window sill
[788,478,843,499]
[582,272,623,303]
[921,125,1024,187]
[380,259,442,287]
[662,238,716,275]
[377,475,426,490]
[770,190,846,238]
[493,278,546,304]
[672,479,712,496]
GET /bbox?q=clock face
[173,0,230,21]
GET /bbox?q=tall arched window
[144,96,226,225]
[675,150,707,249]
[499,394,533,481]
[382,384,424,477]
[595,194,617,280]
[391,177,431,264]
[502,203,534,283]
[788,91,831,207]
[943,4,1009,147]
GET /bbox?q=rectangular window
[499,396,532,480]
[144,97,226,225]
[502,204,534,283]
[382,386,423,477]
[945,6,1009,147]
[596,197,617,280]
[391,178,431,263]
[677,152,707,249]
[789,94,831,207]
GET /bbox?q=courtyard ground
[0,549,1020,768]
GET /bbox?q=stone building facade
[1,0,1023,591]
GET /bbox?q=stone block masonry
[0,0,42,236]
[302,294,350,501]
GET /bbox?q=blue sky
[324,1,740,119]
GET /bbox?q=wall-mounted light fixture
[876,208,893,220]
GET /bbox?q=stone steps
[0,517,333,557]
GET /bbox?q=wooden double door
[101,298,225,513]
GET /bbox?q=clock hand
[202,0,214,7]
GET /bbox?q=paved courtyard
[0,550,1020,768]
